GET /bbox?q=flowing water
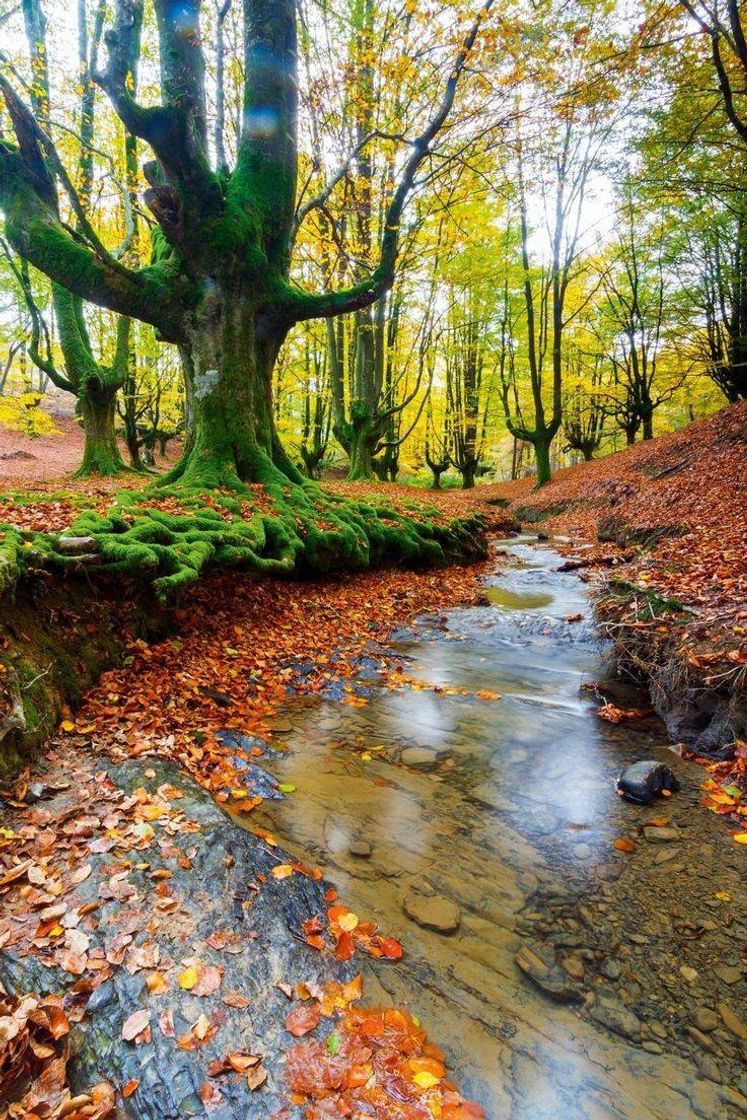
[250,538,747,1120]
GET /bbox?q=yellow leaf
[715,890,732,901]
[178,965,199,990]
[734,833,747,845]
[60,720,75,733]
[272,864,294,879]
[413,1071,440,1089]
[337,911,359,932]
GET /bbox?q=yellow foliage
[0,393,61,439]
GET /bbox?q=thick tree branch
[0,140,188,340]
[235,0,298,269]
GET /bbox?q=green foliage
[0,526,26,596]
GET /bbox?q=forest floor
[0,402,745,1119]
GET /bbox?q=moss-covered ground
[0,476,502,602]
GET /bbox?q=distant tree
[8,0,134,476]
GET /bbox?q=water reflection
[249,538,710,1119]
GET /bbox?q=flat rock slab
[514,942,584,1004]
[403,892,461,933]
[0,758,356,1120]
[400,747,439,771]
[717,1003,747,1042]
[643,826,681,842]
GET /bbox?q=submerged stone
[403,891,461,933]
[400,746,439,772]
[515,941,584,1003]
[590,998,641,1041]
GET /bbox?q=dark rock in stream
[0,758,356,1119]
[616,760,680,805]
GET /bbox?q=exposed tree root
[8,480,487,603]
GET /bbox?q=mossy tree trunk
[164,296,302,489]
[1,0,491,497]
[78,377,126,477]
[11,0,132,478]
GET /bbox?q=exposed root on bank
[2,480,488,602]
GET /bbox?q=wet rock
[680,965,699,983]
[643,826,681,843]
[642,1041,663,1054]
[713,964,743,986]
[400,746,439,772]
[693,1008,720,1033]
[553,934,584,949]
[561,954,585,980]
[403,891,460,933]
[514,941,584,1004]
[601,958,623,981]
[537,531,549,541]
[573,843,592,859]
[348,839,373,858]
[616,761,680,805]
[24,779,71,804]
[717,1003,747,1042]
[653,847,681,865]
[470,783,517,813]
[695,1054,722,1084]
[590,997,641,1041]
[687,1027,720,1055]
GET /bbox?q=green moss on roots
[37,481,486,602]
[0,526,26,596]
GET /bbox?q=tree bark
[78,380,126,477]
[161,294,302,489]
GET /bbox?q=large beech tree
[0,0,491,492]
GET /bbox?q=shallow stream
[252,537,747,1119]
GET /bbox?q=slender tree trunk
[641,411,654,440]
[533,437,552,487]
[77,381,125,477]
[121,371,143,470]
